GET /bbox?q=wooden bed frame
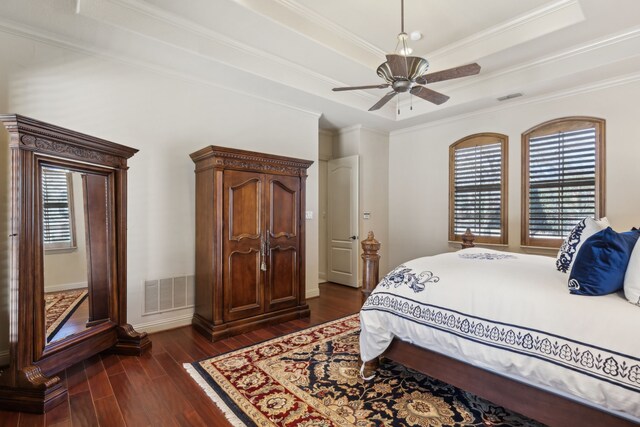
[359,231,637,427]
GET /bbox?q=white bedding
[359,248,640,420]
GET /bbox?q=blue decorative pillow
[556,217,610,273]
[569,228,640,296]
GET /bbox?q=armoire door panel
[265,174,300,312]
[223,169,264,321]
[226,172,262,241]
[267,247,297,311]
[268,176,299,238]
[225,249,262,321]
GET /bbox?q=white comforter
[359,248,640,420]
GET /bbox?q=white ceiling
[2,0,640,132]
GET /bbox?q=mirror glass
[42,166,109,344]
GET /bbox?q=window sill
[448,241,508,248]
[520,245,559,256]
[520,245,559,251]
[44,246,78,254]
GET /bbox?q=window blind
[453,142,503,237]
[528,127,596,239]
[42,168,73,245]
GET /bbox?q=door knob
[350,235,358,240]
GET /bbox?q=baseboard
[132,313,193,334]
[44,281,88,293]
[306,287,320,299]
[0,349,9,367]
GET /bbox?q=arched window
[449,133,508,244]
[521,117,605,247]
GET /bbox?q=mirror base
[0,367,67,414]
[110,324,152,356]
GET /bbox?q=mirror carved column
[0,114,151,413]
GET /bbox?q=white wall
[0,30,320,335]
[317,130,333,283]
[388,80,640,268]
[359,128,390,276]
[334,126,390,281]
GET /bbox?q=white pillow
[624,238,640,305]
[556,217,610,273]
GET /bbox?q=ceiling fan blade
[332,84,390,92]
[416,63,481,85]
[385,54,409,78]
[410,86,450,105]
[368,91,398,111]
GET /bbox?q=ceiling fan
[333,0,481,112]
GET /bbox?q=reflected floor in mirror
[45,289,89,343]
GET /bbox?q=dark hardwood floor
[0,282,361,427]
[49,297,90,344]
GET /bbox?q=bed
[358,232,640,427]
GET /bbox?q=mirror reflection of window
[42,168,89,343]
[42,168,77,251]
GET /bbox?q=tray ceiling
[1,0,640,132]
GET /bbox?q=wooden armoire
[190,146,313,341]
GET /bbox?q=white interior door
[327,155,359,287]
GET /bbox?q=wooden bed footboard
[358,231,636,427]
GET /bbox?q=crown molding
[359,127,390,138]
[318,129,335,137]
[391,71,640,137]
[426,0,584,70]
[79,0,342,86]
[76,0,383,111]
[236,0,384,64]
[0,15,322,120]
[337,124,362,136]
[476,26,640,86]
[429,0,581,57]
[396,25,640,115]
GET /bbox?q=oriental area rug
[185,315,543,427]
[44,288,88,342]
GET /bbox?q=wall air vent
[497,93,523,101]
[144,275,195,315]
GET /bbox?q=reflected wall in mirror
[42,168,89,344]
[0,114,150,414]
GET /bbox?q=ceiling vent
[497,93,523,101]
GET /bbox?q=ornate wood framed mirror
[0,114,151,413]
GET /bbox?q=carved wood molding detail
[20,135,126,167]
[190,146,313,177]
[22,365,61,388]
[216,158,301,175]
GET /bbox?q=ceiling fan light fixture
[331,0,481,112]
[409,31,423,41]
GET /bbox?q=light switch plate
[305,211,313,220]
